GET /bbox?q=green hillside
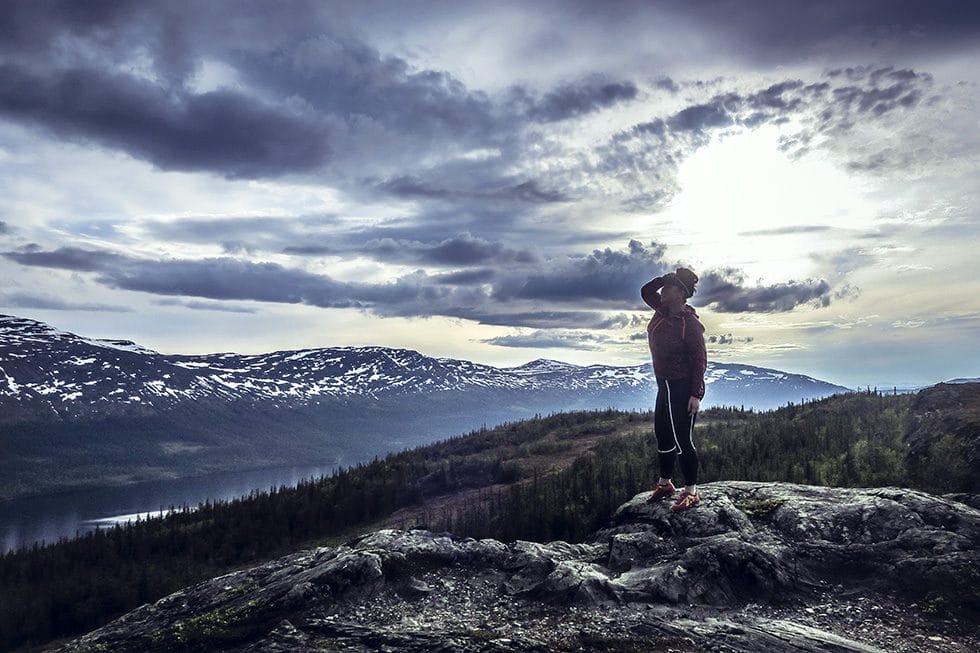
[2,385,977,651]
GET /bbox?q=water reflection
[0,462,341,554]
[84,509,174,527]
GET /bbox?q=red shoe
[646,480,676,502]
[671,490,700,511]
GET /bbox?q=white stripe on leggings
[665,379,683,454]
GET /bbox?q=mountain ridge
[0,313,850,501]
[0,313,846,419]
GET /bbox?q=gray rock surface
[55,481,979,652]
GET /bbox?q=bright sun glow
[657,124,878,282]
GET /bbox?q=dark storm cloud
[100,258,360,307]
[0,0,949,223]
[2,244,484,317]
[0,1,507,184]
[619,0,980,61]
[667,94,739,132]
[376,176,474,200]
[697,270,837,313]
[283,229,543,268]
[665,73,919,140]
[778,67,933,164]
[0,1,298,93]
[281,244,335,256]
[0,1,143,56]
[103,256,492,319]
[154,298,258,314]
[482,240,847,315]
[0,291,130,312]
[0,0,970,206]
[0,221,11,235]
[3,245,127,271]
[0,0,649,204]
[0,64,331,178]
[376,177,569,203]
[461,311,622,330]
[313,0,980,67]
[10,243,616,329]
[492,240,670,304]
[356,233,539,267]
[830,74,924,116]
[3,245,360,306]
[467,180,567,204]
[481,331,608,351]
[431,268,496,286]
[143,216,542,268]
[4,240,857,326]
[231,31,499,143]
[513,77,638,123]
[625,80,822,140]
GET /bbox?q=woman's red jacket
[641,276,708,400]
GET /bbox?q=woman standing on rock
[641,267,707,511]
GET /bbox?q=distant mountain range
[0,314,847,417]
[0,314,849,499]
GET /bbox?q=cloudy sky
[1,0,978,388]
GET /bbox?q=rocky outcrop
[600,482,979,608]
[56,482,980,652]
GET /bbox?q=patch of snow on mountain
[172,361,211,369]
[79,338,158,356]
[0,367,21,395]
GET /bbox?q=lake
[0,463,343,554]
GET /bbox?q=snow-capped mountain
[0,314,844,420]
[0,314,849,500]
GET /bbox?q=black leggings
[654,377,699,485]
